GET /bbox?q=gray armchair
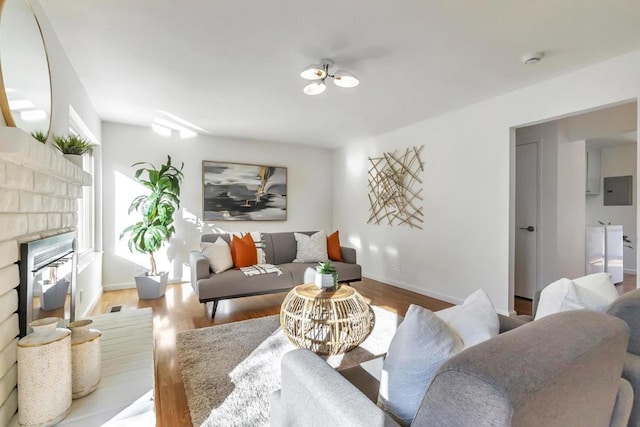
[272,311,632,427]
[528,287,640,426]
[607,289,640,426]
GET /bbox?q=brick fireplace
[0,127,90,426]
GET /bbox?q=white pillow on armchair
[535,273,618,320]
[377,289,499,425]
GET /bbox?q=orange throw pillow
[231,233,257,268]
[327,230,344,262]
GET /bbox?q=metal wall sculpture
[367,146,424,229]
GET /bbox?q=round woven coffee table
[280,284,374,356]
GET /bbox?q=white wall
[31,1,102,139]
[556,134,586,279]
[586,143,637,272]
[333,50,640,314]
[101,122,334,288]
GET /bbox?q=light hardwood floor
[90,278,452,427]
[93,274,639,425]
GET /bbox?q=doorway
[515,141,539,299]
[511,101,638,314]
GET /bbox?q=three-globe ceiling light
[300,58,359,95]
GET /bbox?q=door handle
[519,226,535,232]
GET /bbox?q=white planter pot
[315,272,336,290]
[135,272,168,299]
[63,153,83,167]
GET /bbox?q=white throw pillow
[201,238,233,274]
[572,272,618,303]
[560,283,612,313]
[535,277,613,320]
[535,278,572,320]
[446,289,499,348]
[378,304,463,426]
[433,305,460,323]
[293,231,328,263]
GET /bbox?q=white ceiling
[588,131,637,148]
[39,0,640,148]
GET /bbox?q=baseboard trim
[363,273,464,306]
[80,288,103,318]
[103,278,188,292]
[362,274,513,316]
[103,282,136,292]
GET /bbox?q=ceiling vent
[521,51,545,65]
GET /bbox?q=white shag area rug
[176,306,401,427]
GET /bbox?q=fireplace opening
[18,231,77,337]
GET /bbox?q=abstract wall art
[367,145,424,229]
[202,161,287,221]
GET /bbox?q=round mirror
[0,0,52,138]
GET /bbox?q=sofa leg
[211,300,219,319]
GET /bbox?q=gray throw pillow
[293,231,328,263]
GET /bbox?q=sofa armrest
[189,251,211,293]
[611,378,633,427]
[622,352,640,426]
[608,289,640,355]
[341,246,357,264]
[498,314,530,333]
[271,349,399,427]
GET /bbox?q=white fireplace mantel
[0,127,91,186]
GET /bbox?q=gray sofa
[189,232,362,318]
[271,311,633,426]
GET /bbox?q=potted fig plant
[120,155,184,299]
[315,261,338,291]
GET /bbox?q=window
[76,152,94,253]
[68,105,99,256]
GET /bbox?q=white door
[515,142,538,299]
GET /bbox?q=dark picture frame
[202,160,287,221]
